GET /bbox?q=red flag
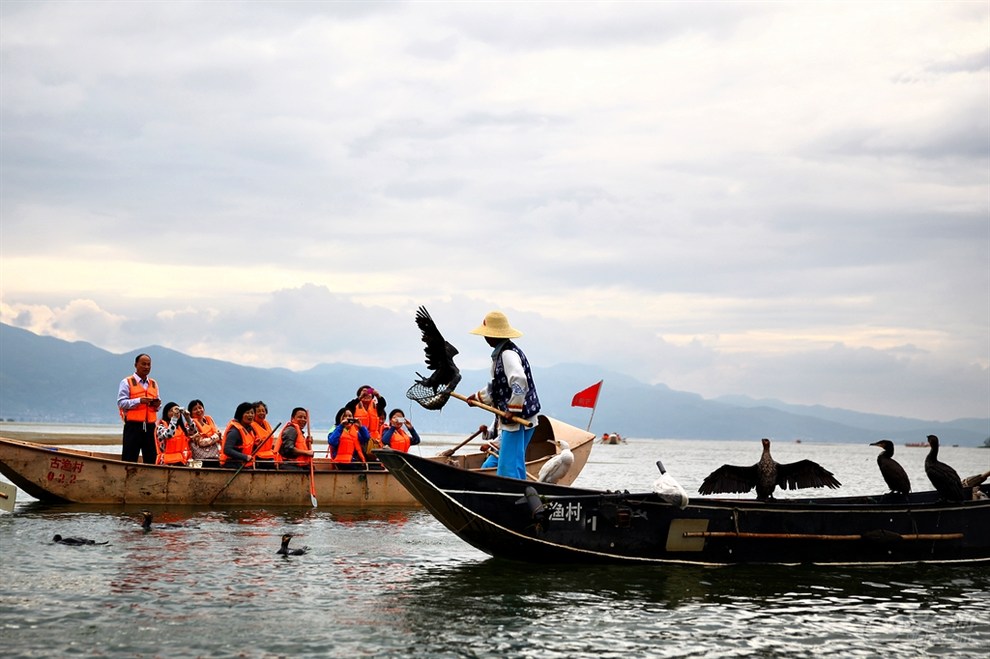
[571,381,602,409]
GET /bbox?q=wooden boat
[375,449,990,566]
[0,415,593,507]
[600,433,624,445]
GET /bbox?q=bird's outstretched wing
[414,306,459,388]
[775,460,841,491]
[698,464,759,495]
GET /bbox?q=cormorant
[869,440,911,495]
[924,435,965,502]
[141,510,186,531]
[413,306,460,392]
[537,440,574,484]
[698,438,841,500]
[52,534,108,546]
[652,460,689,509]
[276,533,309,556]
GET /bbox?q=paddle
[439,427,486,458]
[208,422,282,505]
[305,409,317,508]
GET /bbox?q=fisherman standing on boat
[466,311,541,480]
[117,353,161,463]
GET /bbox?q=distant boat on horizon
[905,442,930,448]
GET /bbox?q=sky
[1,1,988,422]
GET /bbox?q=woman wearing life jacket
[381,408,421,453]
[220,402,257,469]
[274,407,314,470]
[187,399,222,467]
[327,407,368,469]
[347,385,386,460]
[155,402,192,466]
[251,400,277,468]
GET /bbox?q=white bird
[537,440,574,484]
[652,460,689,509]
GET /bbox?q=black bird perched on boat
[52,534,108,546]
[869,440,911,495]
[276,533,309,556]
[413,306,460,392]
[924,435,965,502]
[698,438,841,500]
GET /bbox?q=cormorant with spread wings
[413,306,460,391]
[699,438,841,500]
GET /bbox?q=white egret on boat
[652,460,689,509]
[538,440,574,484]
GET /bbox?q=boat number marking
[47,457,84,486]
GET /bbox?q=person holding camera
[117,353,162,463]
[346,385,386,457]
[275,407,314,470]
[381,408,421,453]
[327,407,368,466]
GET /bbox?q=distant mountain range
[1,322,987,445]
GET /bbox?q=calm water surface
[1,430,988,658]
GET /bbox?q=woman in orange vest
[274,407,314,470]
[188,399,223,467]
[381,408,421,453]
[220,402,257,469]
[348,385,385,460]
[155,402,191,465]
[327,407,368,469]
[251,400,277,468]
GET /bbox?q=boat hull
[376,449,990,566]
[0,416,593,507]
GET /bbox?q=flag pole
[585,380,602,432]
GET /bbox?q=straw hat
[469,311,523,339]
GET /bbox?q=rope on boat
[682,530,964,542]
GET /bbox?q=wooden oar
[438,427,486,458]
[305,409,317,508]
[208,422,282,505]
[449,392,533,428]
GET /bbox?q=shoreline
[0,431,120,446]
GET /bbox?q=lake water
[1,427,988,657]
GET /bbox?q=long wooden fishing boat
[375,448,990,566]
[0,416,593,507]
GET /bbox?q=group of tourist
[117,357,421,470]
[116,310,541,478]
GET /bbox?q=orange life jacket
[387,427,412,453]
[120,377,159,423]
[155,419,190,465]
[251,419,276,460]
[333,425,366,464]
[353,401,383,441]
[219,420,255,466]
[273,421,312,466]
[191,415,220,440]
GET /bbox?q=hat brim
[469,324,523,339]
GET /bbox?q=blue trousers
[495,426,536,480]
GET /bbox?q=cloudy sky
[1,1,987,421]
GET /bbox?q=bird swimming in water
[52,534,108,546]
[537,439,574,484]
[924,435,965,502]
[413,306,461,392]
[276,533,309,556]
[140,510,187,532]
[869,440,911,495]
[698,438,841,500]
[652,460,689,509]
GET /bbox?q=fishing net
[405,373,462,411]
